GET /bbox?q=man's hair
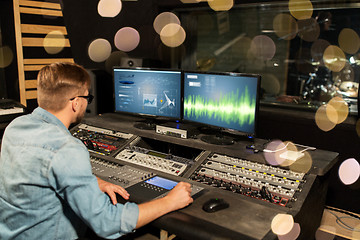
[37,62,91,112]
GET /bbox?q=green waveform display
[184,87,256,126]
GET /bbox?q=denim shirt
[0,107,139,240]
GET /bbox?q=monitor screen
[113,68,182,119]
[183,71,260,136]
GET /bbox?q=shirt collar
[32,107,70,133]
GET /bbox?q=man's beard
[74,109,86,125]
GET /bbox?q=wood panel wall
[13,0,74,106]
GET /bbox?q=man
[0,62,193,239]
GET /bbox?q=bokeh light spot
[289,151,313,173]
[208,0,234,11]
[0,46,14,68]
[271,214,294,236]
[315,105,336,132]
[356,119,360,137]
[273,13,298,40]
[323,45,346,72]
[160,23,186,48]
[279,141,299,167]
[289,0,313,20]
[43,30,65,54]
[88,38,112,63]
[264,140,287,166]
[97,0,122,18]
[278,223,301,240]
[114,27,140,52]
[327,97,348,124]
[338,158,360,185]
[297,18,320,42]
[250,35,276,61]
[153,12,180,35]
[315,225,336,240]
[338,28,360,54]
[311,39,330,63]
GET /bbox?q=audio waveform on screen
[184,87,256,126]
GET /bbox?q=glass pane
[177,1,359,115]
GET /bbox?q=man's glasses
[69,93,94,104]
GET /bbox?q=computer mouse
[202,198,229,213]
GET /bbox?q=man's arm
[136,181,193,228]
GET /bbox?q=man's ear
[71,98,79,112]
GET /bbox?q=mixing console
[90,156,154,188]
[115,145,194,176]
[72,124,133,156]
[190,153,306,207]
[90,156,203,203]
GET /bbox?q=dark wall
[0,0,19,101]
[61,0,162,70]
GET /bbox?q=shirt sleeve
[47,140,139,239]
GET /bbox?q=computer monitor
[183,71,260,144]
[113,67,182,129]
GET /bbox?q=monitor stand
[133,119,156,130]
[199,126,234,145]
[200,134,234,145]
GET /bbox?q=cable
[293,143,316,151]
[325,206,360,232]
[263,142,291,153]
[325,206,360,220]
[299,147,316,153]
[263,142,316,153]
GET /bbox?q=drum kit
[300,63,358,105]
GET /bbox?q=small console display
[145,176,178,190]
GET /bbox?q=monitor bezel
[112,66,184,121]
[182,70,261,137]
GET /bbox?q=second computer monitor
[183,71,260,136]
[113,68,182,119]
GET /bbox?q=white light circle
[153,12,181,35]
[88,38,112,62]
[98,0,122,18]
[271,214,295,236]
[114,27,140,52]
[160,23,186,48]
[43,30,65,54]
[338,158,360,185]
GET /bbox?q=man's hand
[163,182,193,212]
[136,181,193,228]
[97,177,129,205]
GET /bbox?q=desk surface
[81,113,339,240]
[84,113,339,177]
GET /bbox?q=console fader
[90,156,203,203]
[190,153,306,207]
[72,124,133,156]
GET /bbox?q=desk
[78,113,339,240]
